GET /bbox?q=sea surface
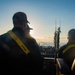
[38,42,66,47]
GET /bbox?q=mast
[54,19,61,51]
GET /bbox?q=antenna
[54,18,61,50]
[55,18,57,31]
[59,17,61,32]
[54,18,57,50]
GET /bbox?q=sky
[0,0,75,45]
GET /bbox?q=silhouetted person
[0,11,44,75]
[58,29,75,74]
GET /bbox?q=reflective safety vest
[63,44,75,54]
[8,30,30,55]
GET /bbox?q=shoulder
[0,32,12,46]
[59,44,67,50]
[0,31,13,49]
[57,44,67,57]
[0,32,9,39]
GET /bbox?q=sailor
[58,29,75,73]
[0,11,44,75]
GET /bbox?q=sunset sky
[0,0,75,44]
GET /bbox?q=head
[12,11,30,31]
[67,29,75,42]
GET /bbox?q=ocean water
[38,42,66,47]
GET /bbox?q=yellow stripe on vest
[8,30,30,55]
[63,44,75,54]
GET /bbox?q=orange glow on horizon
[33,36,68,43]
